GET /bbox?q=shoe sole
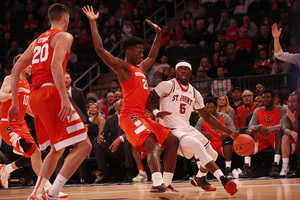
[190,179,216,191]
[0,179,8,189]
[225,180,238,196]
[132,179,148,182]
[58,194,68,198]
[150,191,182,199]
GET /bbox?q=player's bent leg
[30,148,42,176]
[142,134,163,173]
[162,132,178,173]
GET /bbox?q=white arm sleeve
[154,80,173,97]
[194,90,205,110]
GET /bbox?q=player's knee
[282,135,290,143]
[275,129,282,137]
[206,145,218,161]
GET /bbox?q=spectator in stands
[252,49,273,74]
[192,67,212,98]
[114,91,123,101]
[169,23,188,47]
[97,1,110,19]
[37,0,50,18]
[255,83,265,97]
[224,19,240,42]
[145,64,162,86]
[216,11,230,32]
[245,95,264,126]
[94,99,134,183]
[121,17,136,37]
[226,43,241,70]
[131,8,144,37]
[88,103,105,134]
[194,6,207,20]
[0,32,12,57]
[160,25,171,49]
[218,51,235,76]
[199,57,214,79]
[7,40,23,65]
[217,94,235,122]
[67,0,81,20]
[230,87,244,112]
[255,24,272,50]
[24,13,38,32]
[207,16,215,35]
[236,28,253,51]
[239,15,258,39]
[196,98,236,178]
[240,89,285,178]
[100,91,116,118]
[182,11,193,30]
[288,36,300,54]
[189,0,201,18]
[210,41,221,67]
[211,66,232,98]
[233,0,249,15]
[161,67,171,81]
[68,46,78,71]
[216,31,228,51]
[280,92,298,177]
[75,28,92,47]
[235,89,255,128]
[190,19,211,47]
[110,79,120,92]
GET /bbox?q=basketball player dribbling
[83,5,182,199]
[8,3,92,199]
[147,61,238,196]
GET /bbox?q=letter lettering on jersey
[172,95,179,101]
[179,95,192,106]
[37,36,50,44]
[266,116,271,123]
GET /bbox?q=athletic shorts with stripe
[120,113,170,152]
[29,86,87,151]
[0,120,38,158]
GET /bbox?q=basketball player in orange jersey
[8,3,92,200]
[83,5,181,199]
[0,55,67,198]
[240,89,286,178]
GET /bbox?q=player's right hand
[7,104,19,124]
[156,111,172,119]
[82,5,99,21]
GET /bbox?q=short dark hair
[262,89,275,97]
[121,36,143,52]
[205,98,217,107]
[48,3,69,22]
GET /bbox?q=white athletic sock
[48,174,67,198]
[245,156,251,166]
[213,169,224,181]
[163,172,173,187]
[225,161,231,168]
[274,154,281,165]
[3,164,15,174]
[196,169,207,178]
[33,176,48,196]
[44,180,52,191]
[282,158,289,170]
[152,172,164,187]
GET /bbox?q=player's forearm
[273,37,281,53]
[89,20,105,55]
[147,32,162,64]
[10,68,21,105]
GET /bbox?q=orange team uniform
[253,107,281,153]
[29,29,87,151]
[0,79,37,157]
[119,63,170,152]
[235,102,255,128]
[201,117,227,157]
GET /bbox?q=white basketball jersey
[157,78,204,129]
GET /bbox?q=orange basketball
[233,134,255,156]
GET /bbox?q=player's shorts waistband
[1,118,16,122]
[40,83,55,87]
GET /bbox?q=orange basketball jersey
[1,79,30,120]
[257,107,281,126]
[120,63,150,115]
[31,29,70,89]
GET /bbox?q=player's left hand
[156,111,172,119]
[229,130,239,140]
[271,23,282,39]
[146,19,161,33]
[109,138,121,152]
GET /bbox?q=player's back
[1,79,30,121]
[31,29,70,89]
[159,78,197,129]
[120,63,149,115]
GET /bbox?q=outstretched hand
[82,5,99,21]
[271,23,282,39]
[146,19,161,33]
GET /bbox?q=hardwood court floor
[0,178,300,200]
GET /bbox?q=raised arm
[0,76,12,102]
[82,6,128,79]
[271,23,282,53]
[139,20,162,72]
